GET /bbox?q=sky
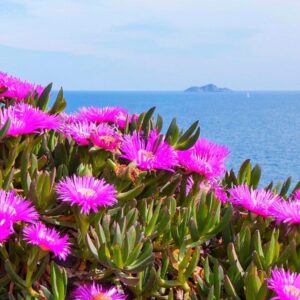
[0,0,300,90]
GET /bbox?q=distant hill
[184,84,232,93]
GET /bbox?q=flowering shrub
[0,73,300,299]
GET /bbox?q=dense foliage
[0,72,300,300]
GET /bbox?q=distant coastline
[185,84,232,93]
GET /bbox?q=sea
[58,90,300,187]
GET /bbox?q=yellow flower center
[92,293,112,300]
[77,188,96,197]
[98,135,116,143]
[284,285,300,297]
[138,150,154,161]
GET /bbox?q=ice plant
[62,121,96,145]
[268,268,300,300]
[72,282,126,300]
[90,123,122,152]
[177,138,229,180]
[120,129,177,171]
[186,176,227,203]
[228,184,282,217]
[0,103,59,136]
[0,72,44,101]
[23,222,70,260]
[0,213,13,243]
[78,106,129,128]
[269,199,300,224]
[0,190,39,223]
[56,175,117,214]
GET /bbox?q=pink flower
[0,213,13,243]
[90,124,122,152]
[177,138,229,180]
[120,130,178,171]
[186,176,227,203]
[56,175,117,214]
[0,103,59,136]
[72,282,126,300]
[228,184,282,217]
[0,72,44,101]
[23,222,70,260]
[62,121,96,145]
[0,190,39,223]
[268,268,300,300]
[269,199,300,224]
[78,106,130,128]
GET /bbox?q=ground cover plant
[0,72,300,299]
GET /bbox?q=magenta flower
[0,213,13,243]
[90,124,122,152]
[23,222,70,260]
[268,268,300,300]
[228,184,282,217]
[78,106,130,128]
[0,103,59,136]
[72,282,126,300]
[62,121,96,145]
[0,72,44,101]
[56,175,117,214]
[177,138,229,180]
[120,130,178,171]
[0,190,39,223]
[269,199,300,224]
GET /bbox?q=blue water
[59,91,300,186]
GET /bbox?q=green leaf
[117,184,145,201]
[165,118,179,145]
[175,127,200,150]
[237,159,251,184]
[224,275,240,299]
[184,248,200,280]
[0,119,11,139]
[141,106,156,134]
[250,164,261,188]
[265,230,276,267]
[49,88,66,114]
[155,114,163,132]
[37,83,52,110]
[280,176,292,196]
[4,260,27,289]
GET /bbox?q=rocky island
[184,84,232,93]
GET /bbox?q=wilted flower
[0,213,13,243]
[268,268,300,300]
[0,190,39,223]
[78,106,129,128]
[270,199,300,224]
[56,175,117,214]
[62,121,96,145]
[120,130,177,171]
[72,282,126,300]
[0,72,44,101]
[0,103,59,136]
[228,184,282,217]
[90,123,122,152]
[23,222,70,260]
[177,138,229,180]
